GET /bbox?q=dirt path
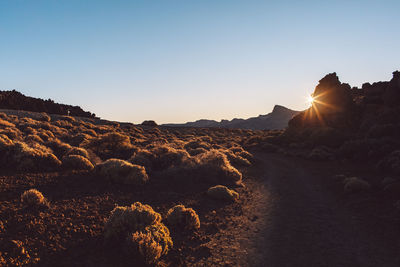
[243,152,400,267]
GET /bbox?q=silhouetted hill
[0,90,96,118]
[164,105,300,130]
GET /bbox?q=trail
[244,152,400,267]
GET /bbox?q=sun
[307,95,315,105]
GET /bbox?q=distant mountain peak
[163,105,301,130]
[272,105,291,113]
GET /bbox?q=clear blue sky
[0,0,399,123]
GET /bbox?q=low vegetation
[207,185,239,202]
[166,205,200,231]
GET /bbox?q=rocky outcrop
[289,73,356,129]
[0,90,96,118]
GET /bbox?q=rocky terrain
[164,105,300,130]
[0,90,96,118]
[2,71,400,266]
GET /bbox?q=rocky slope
[0,90,96,118]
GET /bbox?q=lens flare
[307,95,314,105]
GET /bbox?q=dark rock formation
[288,73,356,129]
[0,90,96,118]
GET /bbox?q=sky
[0,0,399,124]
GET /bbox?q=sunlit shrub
[207,185,239,202]
[131,145,190,172]
[24,134,44,144]
[194,150,242,184]
[0,118,15,127]
[84,132,136,160]
[166,205,200,231]
[184,140,211,150]
[125,231,163,264]
[62,154,94,170]
[20,189,47,207]
[8,141,62,171]
[96,158,148,185]
[46,138,72,159]
[104,202,172,263]
[66,147,90,159]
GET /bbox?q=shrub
[96,159,148,185]
[84,132,136,160]
[104,202,172,264]
[343,177,371,193]
[69,133,93,146]
[207,185,239,202]
[166,205,200,230]
[187,147,208,156]
[62,155,94,171]
[131,145,190,172]
[12,142,62,171]
[184,140,211,150]
[223,149,251,167]
[46,138,72,159]
[66,147,90,159]
[24,134,44,144]
[37,112,51,122]
[0,119,15,127]
[20,189,47,207]
[125,231,163,264]
[194,150,242,185]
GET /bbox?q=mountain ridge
[163,105,301,130]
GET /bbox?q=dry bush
[3,141,62,171]
[59,115,76,123]
[125,231,163,264]
[343,177,371,193]
[20,189,47,207]
[37,112,51,122]
[84,132,136,160]
[24,134,44,144]
[0,127,23,140]
[62,155,94,171]
[222,149,251,167]
[131,145,190,172]
[187,147,208,156]
[69,133,93,146]
[66,147,90,159]
[166,205,200,231]
[0,112,8,119]
[104,202,172,264]
[96,159,148,185]
[194,150,242,185]
[0,118,15,127]
[207,185,239,202]
[54,120,73,129]
[184,140,211,150]
[23,126,37,135]
[46,138,72,159]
